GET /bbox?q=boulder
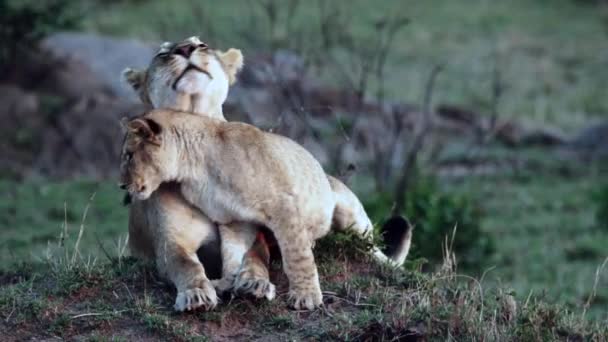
[41,32,157,101]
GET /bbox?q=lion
[121,37,413,311]
[122,37,275,312]
[120,109,412,310]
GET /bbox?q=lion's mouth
[172,64,213,90]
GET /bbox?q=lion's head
[122,36,243,116]
[119,116,175,200]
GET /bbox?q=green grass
[0,245,605,340]
[443,149,608,320]
[0,180,128,268]
[82,0,608,132]
[2,152,607,319]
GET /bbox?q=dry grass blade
[70,192,96,266]
[581,256,608,320]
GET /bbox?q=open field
[1,0,608,339]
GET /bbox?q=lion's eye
[198,43,208,49]
[125,152,133,161]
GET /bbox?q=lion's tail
[376,216,413,266]
[329,175,413,267]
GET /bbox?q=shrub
[364,175,494,270]
[593,183,608,231]
[0,0,81,70]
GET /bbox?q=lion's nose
[173,44,195,58]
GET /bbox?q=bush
[593,183,608,230]
[0,0,81,70]
[364,175,494,270]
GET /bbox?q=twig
[95,233,115,265]
[485,50,503,143]
[432,273,486,323]
[331,110,351,143]
[392,64,443,215]
[70,312,105,320]
[5,298,16,322]
[322,292,377,308]
[70,310,128,320]
[122,282,135,301]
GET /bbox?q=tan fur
[121,37,412,311]
[120,109,409,310]
[122,36,243,119]
[217,48,244,85]
[121,110,334,309]
[121,37,272,312]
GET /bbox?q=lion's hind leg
[215,222,276,301]
[233,231,275,300]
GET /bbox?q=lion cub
[121,109,397,310]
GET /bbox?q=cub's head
[122,36,243,111]
[119,116,174,200]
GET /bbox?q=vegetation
[1,0,607,339]
[594,183,608,231]
[365,174,494,270]
[0,232,605,340]
[0,0,81,69]
[83,0,608,131]
[0,180,127,267]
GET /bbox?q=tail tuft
[379,215,413,266]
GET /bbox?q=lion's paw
[289,287,323,311]
[234,275,276,301]
[174,280,218,312]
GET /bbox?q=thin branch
[392,64,443,216]
[485,50,503,143]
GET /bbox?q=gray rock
[42,32,158,101]
[567,120,608,157]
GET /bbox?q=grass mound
[0,234,605,341]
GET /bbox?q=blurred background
[1,0,607,318]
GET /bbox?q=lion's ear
[127,118,162,145]
[218,48,244,85]
[122,68,146,93]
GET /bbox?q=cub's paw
[288,287,323,311]
[234,275,276,301]
[174,280,218,312]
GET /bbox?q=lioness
[120,109,409,310]
[122,37,275,312]
[121,37,412,311]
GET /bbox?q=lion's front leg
[215,222,275,300]
[156,242,218,312]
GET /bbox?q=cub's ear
[127,118,162,145]
[218,48,244,85]
[122,68,145,93]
